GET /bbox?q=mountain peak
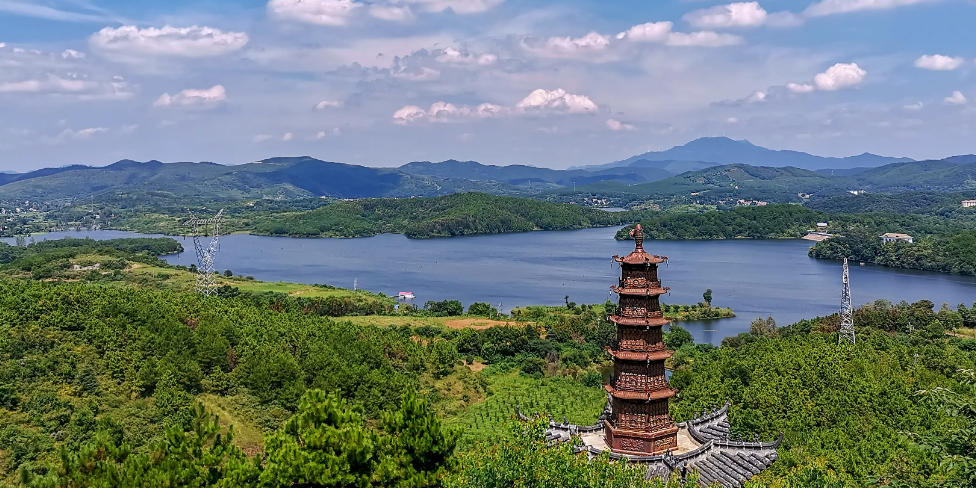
[683,136,754,147]
[578,137,914,171]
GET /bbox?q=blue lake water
[10,228,976,346]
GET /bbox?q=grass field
[123,262,378,301]
[338,315,528,329]
[196,394,269,456]
[229,280,366,299]
[444,371,606,448]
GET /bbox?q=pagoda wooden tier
[604,224,678,456]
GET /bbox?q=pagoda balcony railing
[607,413,675,432]
[618,278,662,289]
[615,340,666,353]
[618,307,664,319]
[609,374,671,393]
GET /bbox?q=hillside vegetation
[617,204,975,240]
[249,192,639,238]
[2,266,976,486]
[0,158,522,204]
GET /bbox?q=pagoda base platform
[604,421,678,455]
[517,402,782,488]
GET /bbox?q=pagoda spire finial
[630,224,644,251]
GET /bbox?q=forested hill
[566,160,976,208]
[249,192,639,238]
[0,158,505,203]
[2,257,976,486]
[1,147,972,208]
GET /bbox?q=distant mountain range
[0,137,970,205]
[571,137,914,171]
[562,159,976,204]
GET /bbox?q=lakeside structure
[962,200,976,208]
[520,224,780,487]
[881,233,914,244]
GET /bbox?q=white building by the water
[881,233,914,244]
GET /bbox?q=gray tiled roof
[522,401,781,488]
[654,437,781,487]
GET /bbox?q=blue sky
[0,0,973,170]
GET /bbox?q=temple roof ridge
[527,404,782,487]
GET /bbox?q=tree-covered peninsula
[249,192,639,238]
[616,204,976,276]
[43,192,643,239]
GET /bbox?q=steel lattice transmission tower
[184,209,223,296]
[838,258,855,345]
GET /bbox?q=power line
[839,258,855,345]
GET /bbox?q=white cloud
[616,22,741,46]
[428,101,466,120]
[914,54,964,71]
[726,117,739,123]
[316,128,340,138]
[515,88,598,113]
[0,80,42,92]
[61,49,85,59]
[765,11,805,27]
[90,25,248,60]
[268,0,361,25]
[745,90,766,102]
[737,62,866,104]
[945,91,967,105]
[804,0,936,17]
[472,103,504,118]
[606,119,635,131]
[314,100,343,109]
[391,66,440,81]
[902,101,923,110]
[369,4,414,21]
[393,88,596,125]
[282,132,293,141]
[538,32,611,56]
[399,0,503,14]
[253,134,274,142]
[42,127,109,144]
[787,82,815,93]
[665,31,743,47]
[393,105,428,124]
[0,74,97,94]
[616,21,672,42]
[0,43,6,48]
[0,0,108,23]
[153,85,227,107]
[813,63,866,90]
[394,102,504,124]
[683,2,768,29]
[435,47,496,65]
[71,127,107,139]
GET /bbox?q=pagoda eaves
[524,222,781,486]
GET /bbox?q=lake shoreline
[6,227,974,347]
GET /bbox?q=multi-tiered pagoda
[519,224,782,487]
[604,224,677,455]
